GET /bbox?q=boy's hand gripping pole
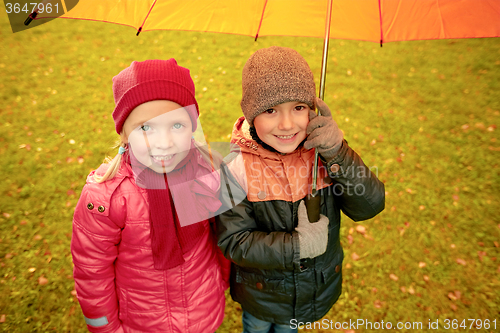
[305,0,333,223]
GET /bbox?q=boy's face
[121,100,193,173]
[253,101,311,154]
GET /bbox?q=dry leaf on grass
[38,276,48,285]
[355,225,366,234]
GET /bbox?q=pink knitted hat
[112,59,199,134]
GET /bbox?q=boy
[216,46,385,333]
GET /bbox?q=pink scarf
[128,142,221,269]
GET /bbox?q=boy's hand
[304,97,343,162]
[296,201,329,259]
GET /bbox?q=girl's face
[253,101,310,154]
[121,100,193,174]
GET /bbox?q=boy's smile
[253,101,311,154]
[121,100,193,174]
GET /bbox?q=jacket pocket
[235,267,287,295]
[320,253,343,284]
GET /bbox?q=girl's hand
[304,97,343,162]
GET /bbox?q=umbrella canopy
[27,0,500,220]
[33,0,500,43]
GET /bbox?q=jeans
[242,311,298,333]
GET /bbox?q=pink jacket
[71,160,229,333]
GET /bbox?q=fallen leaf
[408,286,415,295]
[494,241,499,248]
[450,303,458,311]
[345,263,352,269]
[373,300,383,308]
[400,286,407,293]
[389,273,399,281]
[477,251,487,262]
[405,188,413,194]
[70,289,77,296]
[418,262,426,268]
[348,227,354,235]
[355,225,366,234]
[28,267,36,273]
[347,234,354,245]
[38,276,48,285]
[2,213,10,218]
[20,220,27,225]
[456,258,467,266]
[33,235,42,241]
[454,290,461,300]
[4,253,13,259]
[351,252,360,261]
[448,292,457,301]
[419,205,425,210]
[372,287,377,293]
[0,314,5,323]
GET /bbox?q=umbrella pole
[307,0,333,222]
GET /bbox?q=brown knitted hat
[241,46,316,127]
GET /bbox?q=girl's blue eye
[173,123,184,129]
[140,125,150,131]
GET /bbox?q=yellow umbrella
[23,0,500,219]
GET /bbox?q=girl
[72,59,229,333]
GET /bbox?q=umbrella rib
[137,0,158,36]
[435,0,446,38]
[254,0,269,41]
[378,0,383,46]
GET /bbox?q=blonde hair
[93,139,220,184]
[93,141,127,183]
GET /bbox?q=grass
[0,11,499,333]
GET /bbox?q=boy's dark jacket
[216,117,385,324]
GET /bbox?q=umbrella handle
[305,191,321,223]
[308,0,333,223]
